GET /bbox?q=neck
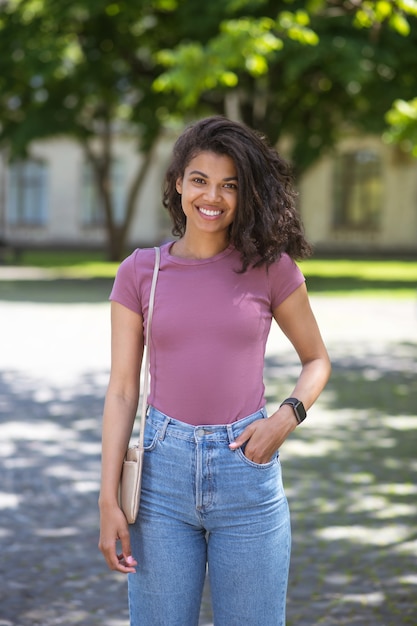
[172,234,230,260]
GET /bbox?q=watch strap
[279,397,307,424]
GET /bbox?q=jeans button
[195,428,205,437]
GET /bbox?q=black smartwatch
[280,397,307,425]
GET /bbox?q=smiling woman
[163,115,312,272]
[173,152,238,254]
[99,116,331,626]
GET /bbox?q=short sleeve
[268,253,305,310]
[109,249,142,315]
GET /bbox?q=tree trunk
[84,127,158,262]
[106,141,156,261]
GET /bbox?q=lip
[197,206,224,219]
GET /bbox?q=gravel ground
[0,275,416,626]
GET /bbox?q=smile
[198,207,223,217]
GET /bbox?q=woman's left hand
[229,406,297,464]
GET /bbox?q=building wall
[300,136,417,255]
[0,135,171,250]
[1,133,416,255]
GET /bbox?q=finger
[116,552,137,573]
[119,553,138,567]
[113,560,137,574]
[118,524,138,571]
[229,426,253,450]
[119,526,136,565]
[100,536,137,573]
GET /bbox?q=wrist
[279,397,307,425]
[268,404,298,436]
[98,492,120,510]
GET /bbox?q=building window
[7,159,48,226]
[81,159,126,226]
[333,149,382,230]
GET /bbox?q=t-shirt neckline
[163,241,235,266]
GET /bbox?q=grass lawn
[4,250,417,297]
[16,250,120,278]
[299,258,417,297]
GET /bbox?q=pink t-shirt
[110,242,305,425]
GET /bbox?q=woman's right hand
[99,302,144,575]
[98,502,138,574]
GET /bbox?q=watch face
[281,398,306,423]
[295,401,306,421]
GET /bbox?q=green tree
[155,0,417,171]
[0,0,178,260]
[384,98,417,156]
[1,0,417,258]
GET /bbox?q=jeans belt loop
[226,423,235,445]
[158,416,171,441]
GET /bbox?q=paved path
[0,278,416,625]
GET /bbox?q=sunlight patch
[398,574,417,585]
[0,492,21,509]
[0,421,76,441]
[34,527,78,538]
[375,483,417,496]
[73,480,100,493]
[374,503,417,519]
[379,415,417,430]
[341,591,385,606]
[316,524,410,546]
[284,438,342,457]
[392,539,417,557]
[346,495,387,514]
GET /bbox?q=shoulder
[267,252,304,278]
[116,247,159,280]
[110,247,158,314]
[267,253,305,308]
[270,252,301,271]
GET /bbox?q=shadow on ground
[0,370,128,626]
[264,341,417,626]
[0,340,416,624]
[0,278,113,304]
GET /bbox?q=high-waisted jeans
[128,406,291,626]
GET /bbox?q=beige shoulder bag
[118,246,160,524]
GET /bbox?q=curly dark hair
[163,116,312,272]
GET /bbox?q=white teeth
[199,207,222,216]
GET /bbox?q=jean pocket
[235,445,279,469]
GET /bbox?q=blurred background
[0,0,417,263]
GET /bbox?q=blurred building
[0,133,416,257]
[300,135,417,257]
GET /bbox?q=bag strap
[138,246,160,448]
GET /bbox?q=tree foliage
[385,98,417,156]
[155,0,417,170]
[0,0,178,259]
[1,0,416,258]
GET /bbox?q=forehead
[184,150,237,176]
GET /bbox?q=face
[176,151,238,240]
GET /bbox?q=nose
[203,184,222,201]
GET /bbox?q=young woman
[99,116,331,625]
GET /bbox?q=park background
[1,0,417,260]
[0,1,417,625]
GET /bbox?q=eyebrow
[189,169,238,181]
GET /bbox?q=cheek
[178,194,188,217]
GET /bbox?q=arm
[98,301,143,574]
[229,283,331,463]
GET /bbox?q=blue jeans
[128,406,291,626]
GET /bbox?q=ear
[176,177,183,195]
